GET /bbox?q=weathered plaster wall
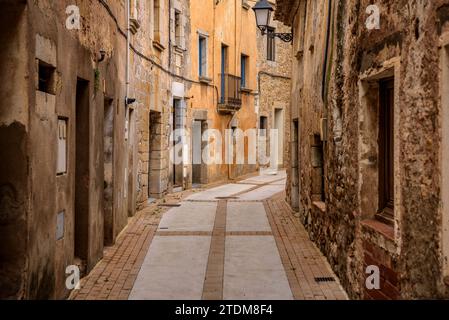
[1,0,133,299]
[0,2,30,300]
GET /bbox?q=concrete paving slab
[224,236,293,300]
[238,171,286,185]
[129,236,211,300]
[269,179,287,186]
[158,202,217,232]
[186,183,256,201]
[236,184,285,201]
[226,202,271,232]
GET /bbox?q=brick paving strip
[264,193,348,300]
[70,172,347,300]
[69,209,159,300]
[202,200,227,300]
[69,191,194,300]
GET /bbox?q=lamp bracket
[267,30,293,43]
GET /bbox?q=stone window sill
[240,87,252,94]
[199,76,212,84]
[361,218,394,241]
[174,45,185,54]
[312,201,326,213]
[153,40,165,52]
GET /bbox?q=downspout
[169,0,172,69]
[321,0,332,103]
[126,0,130,105]
[227,112,237,181]
[124,0,130,201]
[228,0,238,181]
[321,0,332,203]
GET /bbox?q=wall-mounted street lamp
[252,0,293,43]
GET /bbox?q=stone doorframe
[358,57,402,253]
[192,109,209,185]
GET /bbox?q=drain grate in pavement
[215,196,239,200]
[314,277,336,283]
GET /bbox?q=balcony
[218,73,242,113]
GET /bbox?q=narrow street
[70,171,347,300]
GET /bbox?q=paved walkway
[70,171,347,300]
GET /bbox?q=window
[378,78,395,223]
[311,134,325,202]
[199,36,207,77]
[175,10,181,47]
[38,61,56,94]
[153,0,160,41]
[57,118,68,175]
[56,211,65,240]
[260,116,268,136]
[220,44,228,103]
[267,27,276,61]
[241,54,248,88]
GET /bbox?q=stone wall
[256,2,292,199]
[132,0,192,210]
[277,0,449,299]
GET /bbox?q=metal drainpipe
[124,0,130,202]
[126,0,130,105]
[169,0,172,69]
[321,0,332,103]
[227,111,237,181]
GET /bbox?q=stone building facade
[186,0,260,185]
[0,0,192,300]
[131,0,191,209]
[276,0,449,299]
[0,0,134,299]
[0,0,290,300]
[256,0,292,177]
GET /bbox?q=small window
[241,54,248,88]
[57,118,68,175]
[175,10,181,47]
[267,27,276,61]
[199,36,207,77]
[377,78,395,224]
[260,116,268,136]
[311,134,325,202]
[38,61,56,94]
[56,211,65,240]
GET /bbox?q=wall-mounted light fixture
[252,0,293,43]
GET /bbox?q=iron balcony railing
[218,73,242,112]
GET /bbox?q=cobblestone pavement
[70,171,348,300]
